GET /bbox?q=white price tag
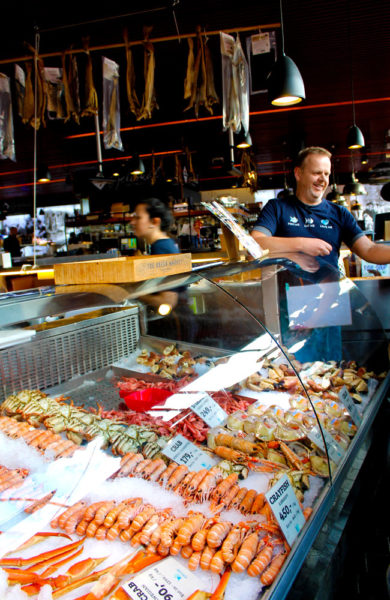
[191,393,227,427]
[265,473,305,547]
[251,32,270,55]
[307,425,345,465]
[162,434,217,470]
[338,386,362,426]
[123,556,200,600]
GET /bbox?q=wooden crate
[54,254,192,284]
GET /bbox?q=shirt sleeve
[340,207,365,247]
[252,199,278,235]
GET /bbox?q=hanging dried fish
[240,150,258,193]
[14,65,25,118]
[81,37,98,117]
[0,73,16,161]
[24,42,47,130]
[184,38,195,100]
[185,145,197,183]
[137,26,158,121]
[62,49,80,124]
[44,67,65,120]
[102,56,123,151]
[220,32,249,134]
[22,62,34,125]
[185,27,218,117]
[124,29,140,118]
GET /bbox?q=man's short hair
[295,146,332,168]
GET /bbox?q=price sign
[162,434,217,471]
[307,425,345,465]
[251,32,271,55]
[123,556,200,600]
[191,393,227,427]
[338,386,362,426]
[265,473,305,547]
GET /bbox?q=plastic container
[122,388,172,412]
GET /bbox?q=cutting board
[54,254,192,284]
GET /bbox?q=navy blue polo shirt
[253,195,364,267]
[150,238,180,255]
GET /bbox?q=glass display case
[0,253,388,600]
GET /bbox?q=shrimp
[85,519,100,538]
[148,461,170,483]
[184,469,208,496]
[210,549,225,573]
[139,513,164,546]
[63,506,88,535]
[192,517,219,551]
[84,501,107,522]
[247,543,273,577]
[213,484,240,513]
[120,505,156,542]
[175,471,196,495]
[160,518,185,547]
[117,498,143,530]
[213,446,252,464]
[166,465,189,490]
[156,543,170,557]
[133,459,152,475]
[187,550,202,571]
[195,467,223,502]
[231,487,248,510]
[169,538,183,556]
[76,517,92,536]
[210,473,238,503]
[94,500,116,525]
[207,522,232,548]
[231,531,259,572]
[181,545,194,559]
[104,499,132,528]
[177,513,206,546]
[57,501,86,530]
[117,453,144,477]
[200,545,216,570]
[157,462,178,486]
[260,551,288,585]
[141,458,166,479]
[250,493,265,514]
[238,489,257,514]
[95,525,108,540]
[221,524,247,563]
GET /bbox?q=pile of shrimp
[0,416,79,459]
[52,496,290,585]
[113,454,266,514]
[0,464,29,493]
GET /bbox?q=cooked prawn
[187,550,201,571]
[238,489,257,514]
[260,551,288,585]
[211,472,239,502]
[166,465,189,490]
[231,531,259,572]
[221,524,247,563]
[247,543,273,577]
[207,521,232,548]
[160,517,185,547]
[200,545,216,570]
[210,549,225,573]
[177,513,206,546]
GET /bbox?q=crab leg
[0,536,84,567]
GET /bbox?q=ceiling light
[267,0,305,106]
[37,164,51,183]
[326,184,345,203]
[236,131,252,149]
[129,155,145,175]
[361,153,368,165]
[343,173,367,196]
[347,124,365,150]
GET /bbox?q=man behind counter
[251,146,390,268]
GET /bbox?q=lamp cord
[279,0,285,55]
[347,0,356,125]
[32,28,39,269]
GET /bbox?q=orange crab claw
[210,568,231,600]
[1,536,85,568]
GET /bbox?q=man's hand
[299,237,332,257]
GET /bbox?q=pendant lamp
[343,172,367,196]
[346,6,364,149]
[268,0,305,106]
[37,164,51,183]
[129,155,145,175]
[236,131,252,149]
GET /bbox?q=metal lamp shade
[236,131,252,149]
[130,156,145,175]
[268,54,306,106]
[347,124,365,150]
[343,173,367,196]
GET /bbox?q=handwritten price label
[162,434,216,471]
[338,386,362,426]
[123,556,200,600]
[265,473,305,547]
[191,393,227,427]
[307,425,345,465]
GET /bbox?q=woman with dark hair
[130,197,179,255]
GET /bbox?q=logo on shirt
[320,218,333,229]
[288,216,300,227]
[304,217,315,228]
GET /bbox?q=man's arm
[351,235,390,264]
[251,230,333,257]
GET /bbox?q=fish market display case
[0,253,388,600]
